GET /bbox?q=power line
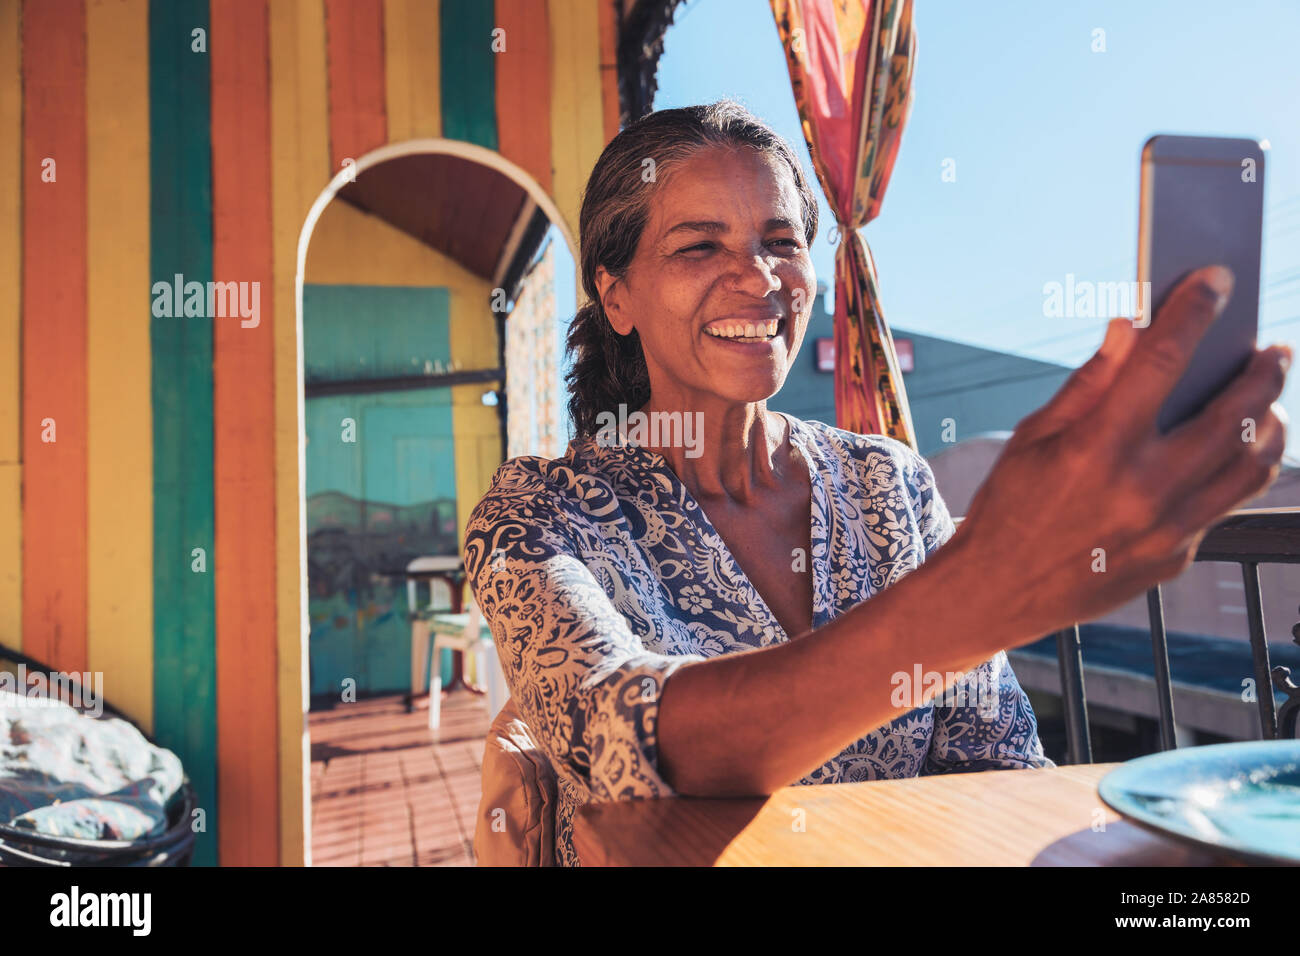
[906,310,1300,404]
[883,255,1133,368]
[907,364,1070,403]
[903,257,1300,379]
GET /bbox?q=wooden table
[573,763,1242,866]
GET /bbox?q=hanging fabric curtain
[770,0,918,448]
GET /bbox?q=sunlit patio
[310,692,489,867]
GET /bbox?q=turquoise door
[302,284,461,703]
[305,390,459,699]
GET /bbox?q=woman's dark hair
[564,98,819,437]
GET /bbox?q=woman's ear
[595,265,634,337]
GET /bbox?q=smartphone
[1138,134,1265,433]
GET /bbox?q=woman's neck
[638,395,790,503]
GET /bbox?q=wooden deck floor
[308,691,490,866]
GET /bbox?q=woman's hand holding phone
[951,264,1291,652]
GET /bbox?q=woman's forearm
[655,525,1024,797]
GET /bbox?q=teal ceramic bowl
[1098,740,1300,865]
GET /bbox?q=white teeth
[704,319,781,340]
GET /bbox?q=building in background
[506,237,570,461]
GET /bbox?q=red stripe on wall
[21,0,88,675]
[496,0,552,195]
[210,0,280,865]
[324,0,388,172]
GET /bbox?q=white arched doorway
[293,138,579,865]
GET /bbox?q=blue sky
[650,0,1300,455]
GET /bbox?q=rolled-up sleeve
[464,478,704,802]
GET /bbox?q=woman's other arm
[464,480,707,802]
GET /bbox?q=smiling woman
[465,100,1290,867]
[563,101,819,438]
[465,101,1048,867]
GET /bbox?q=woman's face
[597,145,817,411]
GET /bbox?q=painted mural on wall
[307,493,459,600]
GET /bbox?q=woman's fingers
[1011,317,1135,445]
[1099,312,1138,362]
[1156,344,1291,501]
[1104,265,1235,442]
[1174,437,1284,545]
[961,262,1292,637]
[1164,400,1287,539]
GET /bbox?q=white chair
[473,624,509,723]
[408,575,453,713]
[431,601,497,737]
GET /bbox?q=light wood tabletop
[573,762,1243,866]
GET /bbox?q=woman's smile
[702,315,787,346]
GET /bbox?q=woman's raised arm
[657,265,1290,796]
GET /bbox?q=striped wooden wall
[1,0,620,866]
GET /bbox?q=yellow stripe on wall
[451,385,502,549]
[86,0,152,731]
[0,0,21,648]
[547,0,605,249]
[269,0,330,867]
[597,0,620,144]
[304,199,499,551]
[384,0,441,141]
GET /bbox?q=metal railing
[1050,508,1300,763]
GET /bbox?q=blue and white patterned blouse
[463,412,1053,866]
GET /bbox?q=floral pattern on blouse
[463,412,1054,866]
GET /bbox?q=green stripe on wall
[149,0,218,867]
[439,0,497,148]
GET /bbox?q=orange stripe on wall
[21,0,88,674]
[324,0,388,171]
[495,0,552,195]
[210,0,280,866]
